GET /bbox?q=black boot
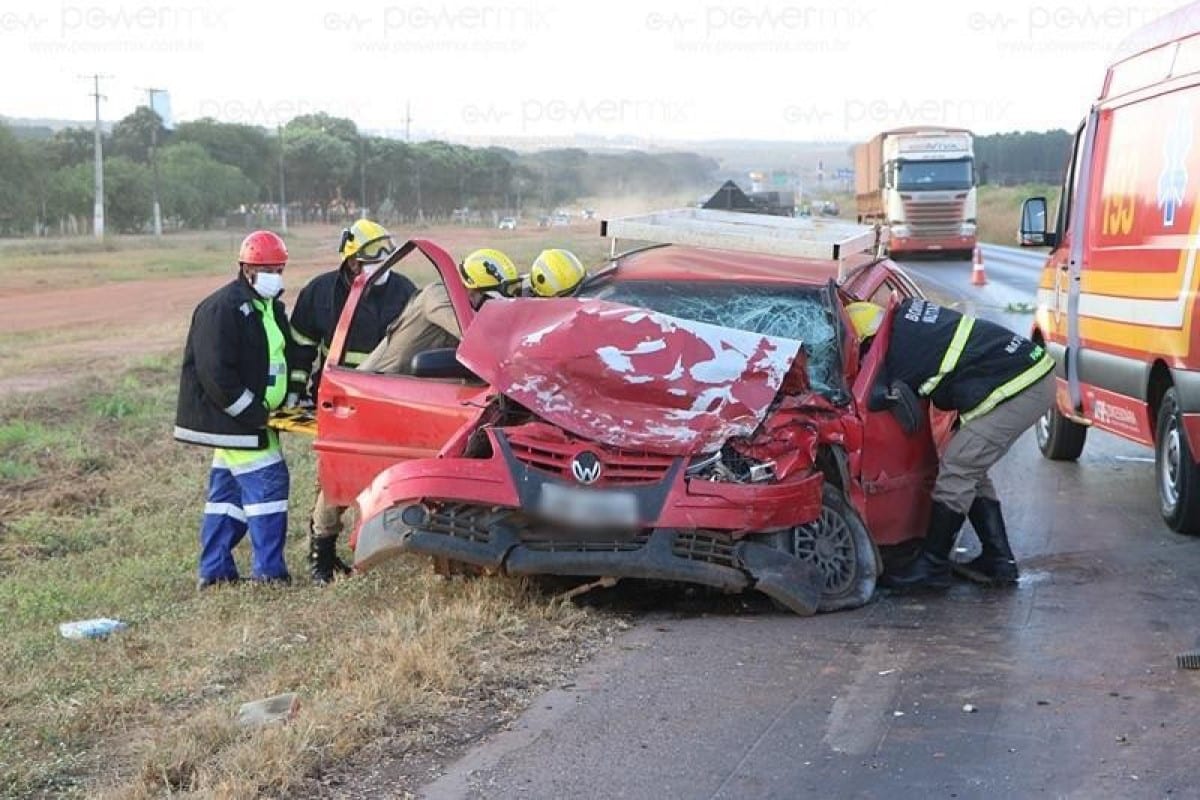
[953,497,1018,586]
[308,532,352,585]
[880,501,965,591]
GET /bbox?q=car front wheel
[783,485,879,612]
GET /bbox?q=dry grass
[976,184,1061,246]
[0,350,620,799]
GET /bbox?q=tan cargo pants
[931,371,1056,515]
[311,487,346,541]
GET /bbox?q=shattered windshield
[579,280,843,398]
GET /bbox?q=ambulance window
[1055,121,1087,239]
[1172,35,1200,79]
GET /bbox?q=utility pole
[404,101,412,142]
[142,87,166,237]
[82,74,110,238]
[277,124,288,233]
[359,134,367,218]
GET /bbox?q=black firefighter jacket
[880,298,1053,421]
[174,277,295,450]
[288,267,416,394]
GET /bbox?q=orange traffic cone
[971,246,987,286]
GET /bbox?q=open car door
[313,239,488,506]
[848,298,940,546]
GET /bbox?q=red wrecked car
[314,211,945,614]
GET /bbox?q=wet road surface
[420,249,1200,799]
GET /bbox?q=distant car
[581,208,597,220]
[498,217,517,230]
[551,213,570,227]
[537,216,552,228]
[819,201,840,217]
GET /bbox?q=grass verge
[0,352,620,798]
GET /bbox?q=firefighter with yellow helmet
[846,298,1054,592]
[359,247,521,374]
[289,218,417,583]
[528,248,587,297]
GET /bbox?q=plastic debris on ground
[58,618,128,639]
[236,692,300,727]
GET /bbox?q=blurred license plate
[538,483,639,528]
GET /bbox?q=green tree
[174,118,273,199]
[282,126,355,211]
[102,157,153,232]
[110,107,168,164]
[0,123,36,234]
[159,142,256,227]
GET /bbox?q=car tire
[1036,402,1087,461]
[783,484,879,612]
[1155,387,1200,535]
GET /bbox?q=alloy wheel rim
[1161,418,1181,511]
[791,507,855,595]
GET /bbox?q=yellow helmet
[339,218,394,263]
[846,301,885,338]
[530,249,586,297]
[459,248,520,295]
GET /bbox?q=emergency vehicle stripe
[245,499,288,516]
[290,369,308,384]
[204,502,247,522]
[291,328,318,346]
[343,351,369,366]
[960,356,1055,423]
[224,389,255,417]
[919,317,975,396]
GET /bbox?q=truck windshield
[896,158,973,191]
[578,279,843,398]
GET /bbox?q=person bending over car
[359,247,587,374]
[847,298,1055,591]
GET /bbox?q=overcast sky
[0,0,1182,143]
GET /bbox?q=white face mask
[362,262,389,283]
[252,271,284,299]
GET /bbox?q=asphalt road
[419,248,1200,800]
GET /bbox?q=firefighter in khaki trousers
[847,298,1056,591]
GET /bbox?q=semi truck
[854,126,977,256]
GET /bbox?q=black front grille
[672,530,738,567]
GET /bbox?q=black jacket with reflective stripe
[288,267,416,391]
[884,298,1048,415]
[174,277,294,450]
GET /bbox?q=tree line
[0,111,719,236]
[974,129,1073,186]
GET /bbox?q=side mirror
[409,347,477,381]
[1019,197,1053,247]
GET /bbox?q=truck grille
[504,428,676,486]
[900,195,966,238]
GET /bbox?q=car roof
[612,244,879,286]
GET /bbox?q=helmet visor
[356,236,395,263]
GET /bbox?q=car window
[579,279,842,397]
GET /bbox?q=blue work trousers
[198,454,290,581]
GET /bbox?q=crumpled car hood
[456,298,804,456]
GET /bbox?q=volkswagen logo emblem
[571,451,602,485]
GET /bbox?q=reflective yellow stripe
[291,328,318,347]
[289,369,308,384]
[919,317,975,396]
[343,350,369,366]
[960,356,1055,423]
